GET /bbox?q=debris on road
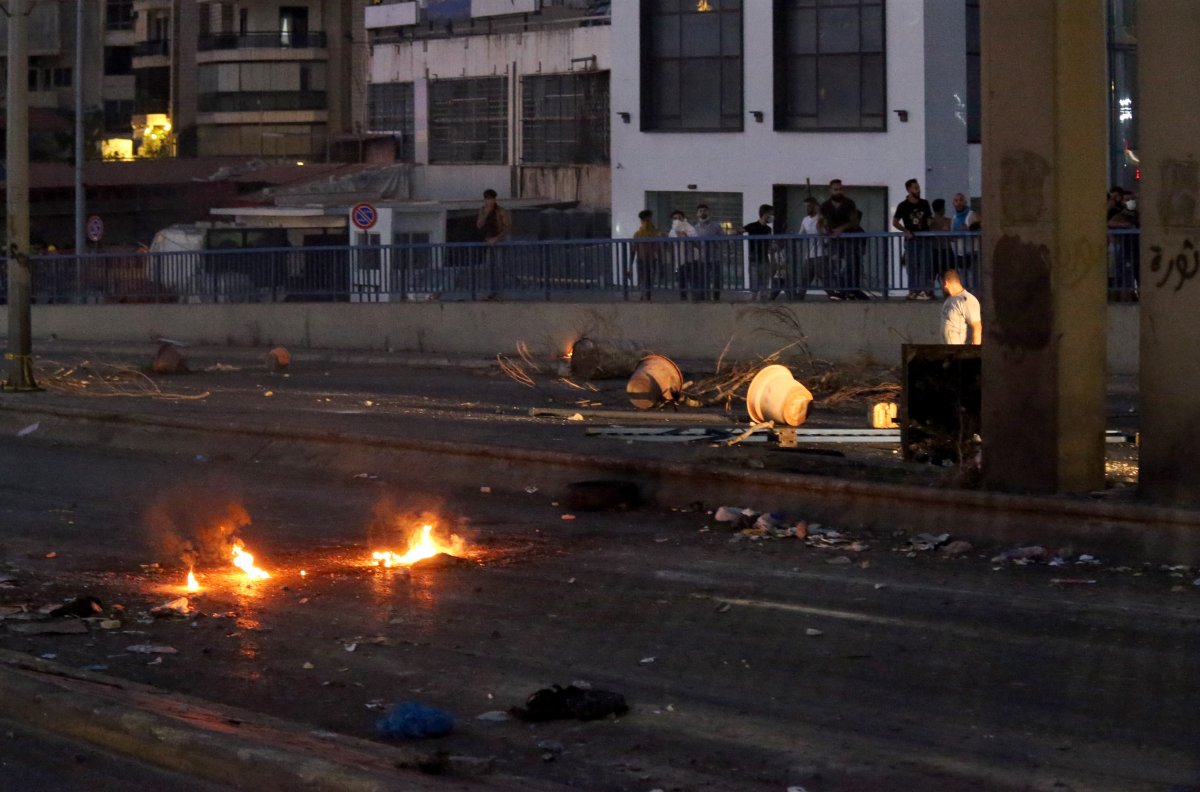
[267,346,291,372]
[805,628,824,637]
[50,595,103,618]
[570,337,647,381]
[510,684,629,722]
[1051,579,1098,585]
[476,710,511,723]
[16,422,39,437]
[943,540,974,556]
[5,620,89,635]
[991,546,1049,564]
[375,702,455,739]
[150,597,193,618]
[906,533,950,551]
[126,644,178,654]
[151,342,189,375]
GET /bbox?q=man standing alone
[940,269,982,345]
[693,203,725,301]
[477,188,511,297]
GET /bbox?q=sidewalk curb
[1,399,1198,563]
[0,649,557,792]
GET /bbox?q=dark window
[1107,0,1138,188]
[104,46,134,76]
[521,71,609,164]
[367,81,416,161]
[774,0,885,131]
[640,0,743,131]
[428,77,508,164]
[104,99,135,133]
[966,0,980,143]
[106,0,134,31]
[134,67,170,114]
[53,68,72,88]
[279,6,309,46]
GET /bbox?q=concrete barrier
[0,302,1140,375]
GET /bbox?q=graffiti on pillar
[991,235,1053,350]
[1000,150,1051,225]
[1062,236,1107,287]
[1149,238,1200,291]
[1159,159,1200,228]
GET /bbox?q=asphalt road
[0,430,1192,791]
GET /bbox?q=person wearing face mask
[743,204,776,300]
[950,192,981,276]
[668,210,698,301]
[692,203,725,301]
[1107,187,1139,299]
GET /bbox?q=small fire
[186,570,200,592]
[372,523,463,567]
[231,541,271,580]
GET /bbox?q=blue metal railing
[0,230,1143,305]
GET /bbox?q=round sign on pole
[86,214,104,243]
[351,202,378,231]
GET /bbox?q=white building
[363,0,612,211]
[609,0,981,238]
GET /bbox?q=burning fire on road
[371,520,469,568]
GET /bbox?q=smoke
[143,488,252,569]
[366,494,467,554]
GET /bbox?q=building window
[774,0,885,131]
[966,0,980,143]
[640,0,743,132]
[367,82,415,161]
[104,99,135,133]
[27,60,70,92]
[105,46,134,76]
[197,62,328,113]
[521,71,609,165]
[1108,0,1137,189]
[428,77,508,164]
[106,0,134,31]
[646,190,743,234]
[135,67,171,114]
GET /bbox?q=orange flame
[372,524,464,567]
[186,570,200,592]
[231,541,271,580]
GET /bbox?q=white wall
[610,1,931,238]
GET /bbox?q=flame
[186,570,200,592]
[372,523,463,567]
[231,541,271,580]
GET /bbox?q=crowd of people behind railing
[629,178,982,303]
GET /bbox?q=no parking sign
[351,202,378,230]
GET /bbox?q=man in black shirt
[820,179,862,299]
[893,178,934,300]
[743,204,777,299]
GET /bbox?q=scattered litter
[79,664,109,672]
[716,602,732,613]
[991,546,1048,563]
[1050,579,1097,585]
[561,514,576,521]
[353,473,379,480]
[365,699,388,710]
[50,595,103,618]
[539,739,565,760]
[826,556,852,566]
[150,597,192,618]
[805,628,824,637]
[344,643,357,653]
[0,574,18,588]
[44,552,57,559]
[480,486,492,494]
[147,657,163,666]
[363,400,374,407]
[194,454,209,463]
[788,786,810,792]
[942,540,974,556]
[509,684,629,722]
[567,413,585,421]
[640,656,656,664]
[16,423,39,437]
[5,621,88,635]
[263,391,274,398]
[524,485,539,494]
[1194,577,1200,587]
[99,620,121,630]
[476,710,511,722]
[907,533,950,551]
[1077,554,1101,566]
[204,363,239,373]
[126,644,178,655]
[303,662,315,669]
[375,702,455,739]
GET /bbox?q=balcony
[133,38,170,57]
[198,90,327,114]
[198,31,328,52]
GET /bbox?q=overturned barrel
[745,364,813,427]
[626,354,684,410]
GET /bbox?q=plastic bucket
[746,364,813,427]
[626,354,684,410]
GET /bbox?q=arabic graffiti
[1150,238,1200,291]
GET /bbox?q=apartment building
[363,0,611,207]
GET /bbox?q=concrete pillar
[979,0,1108,493]
[1137,3,1200,505]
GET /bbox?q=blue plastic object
[374,701,455,739]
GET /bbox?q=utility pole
[5,0,38,390]
[74,0,84,296]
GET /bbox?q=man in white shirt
[668,210,698,300]
[940,269,982,345]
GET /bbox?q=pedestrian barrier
[0,230,1142,305]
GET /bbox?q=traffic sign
[351,202,378,230]
[86,214,104,242]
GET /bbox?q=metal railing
[198,31,328,51]
[133,38,170,57]
[0,231,1143,306]
[198,90,328,114]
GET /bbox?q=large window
[105,46,134,76]
[367,81,415,161]
[197,62,327,113]
[640,0,743,132]
[966,0,980,143]
[428,77,508,164]
[106,0,134,31]
[104,99,135,133]
[521,71,609,165]
[1107,0,1137,189]
[135,67,170,114]
[774,0,885,131]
